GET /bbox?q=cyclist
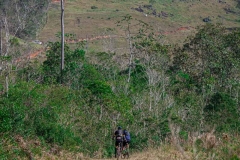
[123,129,131,149]
[112,126,123,158]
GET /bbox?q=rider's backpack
[124,130,131,141]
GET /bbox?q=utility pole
[61,0,64,82]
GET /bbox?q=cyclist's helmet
[118,126,122,130]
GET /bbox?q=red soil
[29,50,43,59]
[52,0,60,3]
[15,49,44,63]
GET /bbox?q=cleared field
[39,0,240,51]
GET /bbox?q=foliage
[171,24,240,89]
[42,41,84,84]
[91,6,98,9]
[149,0,157,5]
[0,82,80,145]
[129,61,148,92]
[9,37,20,46]
[169,23,240,133]
[1,16,240,159]
[204,92,239,132]
[8,42,136,158]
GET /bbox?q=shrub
[204,92,239,132]
[91,6,98,9]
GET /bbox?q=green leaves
[0,56,12,61]
[170,23,240,133]
[178,71,190,80]
[172,24,240,89]
[84,80,112,96]
[204,92,239,132]
[42,42,85,84]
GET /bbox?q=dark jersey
[114,129,123,142]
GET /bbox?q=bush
[0,82,81,148]
[204,92,239,132]
[91,6,98,9]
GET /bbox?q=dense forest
[0,0,240,159]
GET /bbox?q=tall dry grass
[3,132,239,160]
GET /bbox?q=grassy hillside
[39,0,240,47]
[1,23,240,159]
[1,0,240,160]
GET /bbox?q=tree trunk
[0,20,2,56]
[3,16,10,56]
[127,29,133,83]
[61,0,65,82]
[5,75,8,97]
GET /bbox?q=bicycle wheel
[124,151,129,159]
[121,150,125,159]
[121,148,129,159]
[116,144,121,160]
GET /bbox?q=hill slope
[1,1,240,160]
[39,0,240,47]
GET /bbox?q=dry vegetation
[3,132,239,160]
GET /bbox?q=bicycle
[121,142,129,159]
[116,142,123,160]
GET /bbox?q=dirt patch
[15,49,44,63]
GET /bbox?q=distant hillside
[39,0,240,47]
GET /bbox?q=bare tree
[0,0,50,95]
[117,15,135,84]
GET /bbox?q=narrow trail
[39,147,191,160]
[87,147,190,160]
[66,26,194,44]
[20,26,194,62]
